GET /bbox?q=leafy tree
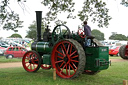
[109,34,128,40]
[0,0,128,30]
[41,0,112,27]
[0,0,23,30]
[9,33,22,38]
[91,29,105,40]
[121,0,128,7]
[25,21,45,39]
[78,1,111,28]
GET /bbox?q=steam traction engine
[119,44,128,59]
[22,11,110,79]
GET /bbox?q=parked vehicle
[0,47,6,56]
[119,44,128,59]
[109,46,120,56]
[105,45,113,49]
[4,46,27,59]
[0,42,9,48]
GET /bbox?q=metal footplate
[95,59,110,67]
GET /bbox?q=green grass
[109,56,122,59]
[0,56,22,63]
[0,62,128,85]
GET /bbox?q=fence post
[53,68,56,80]
[123,80,127,85]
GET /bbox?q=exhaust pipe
[35,11,42,41]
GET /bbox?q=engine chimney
[35,11,42,41]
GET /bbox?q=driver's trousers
[85,37,91,46]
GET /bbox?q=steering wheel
[52,24,71,45]
[78,29,86,38]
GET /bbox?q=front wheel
[51,39,86,79]
[22,51,41,72]
[6,54,14,59]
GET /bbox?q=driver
[83,21,92,46]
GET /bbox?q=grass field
[0,61,128,85]
[0,56,22,63]
[109,56,122,59]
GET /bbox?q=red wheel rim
[41,64,51,69]
[51,40,79,78]
[22,51,40,72]
[78,29,86,38]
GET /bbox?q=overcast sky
[0,0,128,40]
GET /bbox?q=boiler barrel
[31,42,52,53]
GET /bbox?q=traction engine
[22,11,110,79]
[119,43,128,59]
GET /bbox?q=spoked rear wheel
[22,51,41,72]
[51,39,85,79]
